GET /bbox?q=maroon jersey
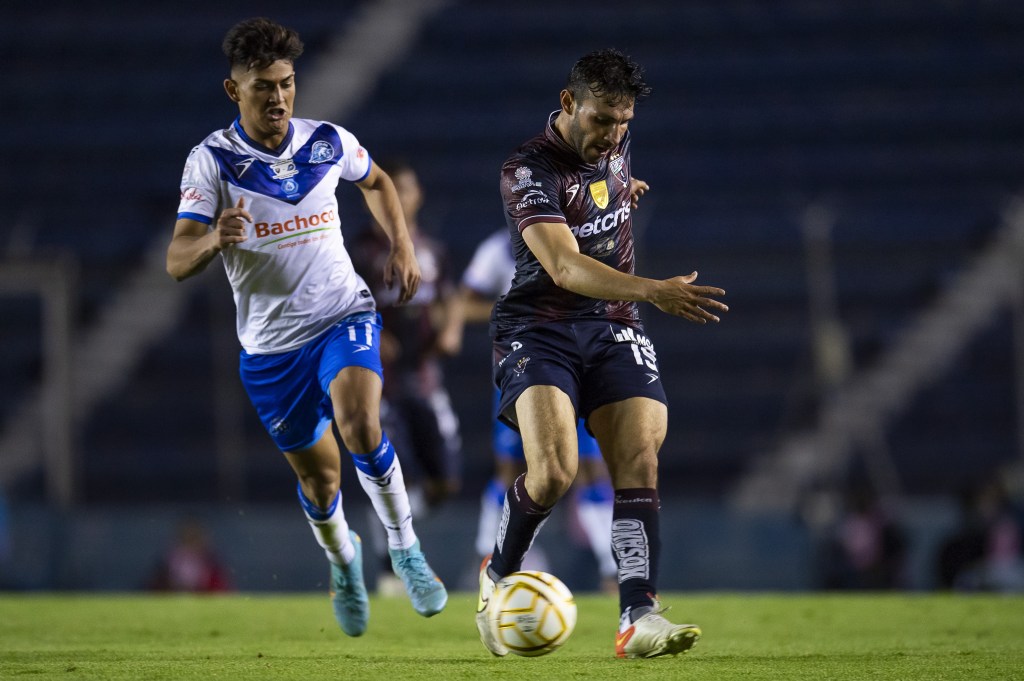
[492,111,640,338]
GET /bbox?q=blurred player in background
[350,160,463,593]
[475,49,728,659]
[460,228,617,592]
[166,17,446,637]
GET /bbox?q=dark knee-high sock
[489,473,552,578]
[612,488,661,621]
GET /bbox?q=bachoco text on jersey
[254,208,337,238]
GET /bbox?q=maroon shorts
[492,319,668,432]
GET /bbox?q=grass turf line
[1,592,1021,680]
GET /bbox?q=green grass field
[1,592,1021,680]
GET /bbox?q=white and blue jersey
[177,116,375,354]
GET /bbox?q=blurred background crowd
[1,0,1022,593]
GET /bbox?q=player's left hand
[629,177,649,209]
[651,271,728,324]
[384,245,421,305]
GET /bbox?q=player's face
[224,60,296,147]
[564,91,634,164]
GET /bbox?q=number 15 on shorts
[611,326,658,372]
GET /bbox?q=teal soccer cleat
[389,540,448,617]
[329,531,370,636]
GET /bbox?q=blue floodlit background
[1,0,1022,594]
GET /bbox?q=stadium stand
[1,1,1021,507]
[342,1,1024,498]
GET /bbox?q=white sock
[353,450,417,550]
[300,490,356,566]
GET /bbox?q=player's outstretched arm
[166,197,251,281]
[357,163,420,304]
[522,221,727,324]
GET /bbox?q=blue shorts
[491,387,600,461]
[239,311,383,452]
[493,319,667,432]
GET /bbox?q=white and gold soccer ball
[488,570,577,657]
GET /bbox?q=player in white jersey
[461,229,618,592]
[166,17,446,637]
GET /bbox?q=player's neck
[238,118,288,151]
[552,113,586,162]
[553,113,573,149]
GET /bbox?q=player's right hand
[384,243,422,305]
[652,271,728,324]
[213,196,251,250]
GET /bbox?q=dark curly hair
[222,17,304,72]
[566,48,651,106]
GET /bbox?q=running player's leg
[477,384,578,656]
[284,431,368,636]
[366,397,419,596]
[325,313,446,617]
[488,384,579,577]
[478,324,582,655]
[239,339,366,636]
[581,320,699,658]
[589,396,664,612]
[590,397,700,658]
[283,430,352,566]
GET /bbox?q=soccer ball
[488,570,577,657]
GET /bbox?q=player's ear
[559,89,575,116]
[224,78,240,103]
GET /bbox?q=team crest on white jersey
[310,141,335,164]
[270,158,298,180]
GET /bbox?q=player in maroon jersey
[475,48,728,659]
[350,159,462,513]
